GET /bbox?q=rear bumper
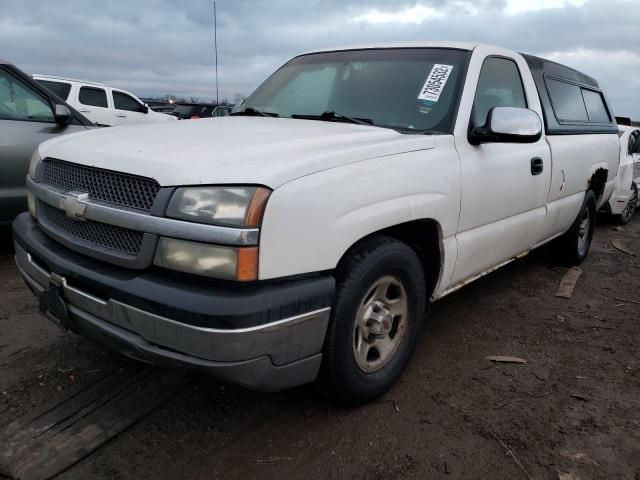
[607,193,631,215]
[13,213,335,392]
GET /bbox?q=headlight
[154,238,258,281]
[167,186,270,227]
[28,149,41,179]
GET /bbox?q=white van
[33,75,175,127]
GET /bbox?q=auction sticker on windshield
[418,64,454,105]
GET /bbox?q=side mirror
[141,104,149,114]
[53,104,73,125]
[469,107,542,145]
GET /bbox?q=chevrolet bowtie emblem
[59,191,89,220]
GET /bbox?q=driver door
[451,53,551,284]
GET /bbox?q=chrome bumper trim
[27,176,260,246]
[15,243,330,366]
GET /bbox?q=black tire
[319,236,427,406]
[551,190,597,266]
[616,182,638,225]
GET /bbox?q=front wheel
[617,182,638,225]
[551,190,597,266]
[319,236,427,406]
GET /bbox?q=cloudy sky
[2,0,639,118]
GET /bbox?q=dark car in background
[141,98,176,114]
[0,58,93,225]
[170,102,232,119]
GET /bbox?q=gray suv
[0,59,93,225]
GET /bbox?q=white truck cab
[33,75,176,127]
[15,42,620,405]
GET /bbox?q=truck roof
[32,74,105,88]
[302,44,600,89]
[521,53,599,89]
[304,41,479,54]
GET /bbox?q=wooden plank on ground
[0,366,190,480]
[485,356,527,364]
[554,267,582,299]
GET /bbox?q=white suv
[33,75,175,127]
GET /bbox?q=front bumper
[12,213,335,392]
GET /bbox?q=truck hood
[37,117,437,188]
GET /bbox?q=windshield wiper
[230,107,279,118]
[292,111,374,126]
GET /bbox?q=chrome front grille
[42,158,160,211]
[38,201,143,256]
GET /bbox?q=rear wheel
[552,190,597,266]
[617,182,638,225]
[320,237,427,406]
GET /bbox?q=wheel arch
[336,219,444,300]
[588,167,608,203]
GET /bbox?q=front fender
[258,139,461,280]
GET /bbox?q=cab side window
[113,91,145,113]
[581,89,610,123]
[472,57,527,127]
[546,79,588,122]
[0,68,54,123]
[79,86,108,108]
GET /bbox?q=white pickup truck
[14,42,620,405]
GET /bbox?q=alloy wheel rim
[352,275,408,373]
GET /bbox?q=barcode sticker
[418,64,454,103]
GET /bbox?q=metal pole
[214,1,219,104]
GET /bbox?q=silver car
[0,59,93,225]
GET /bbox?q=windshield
[237,48,470,133]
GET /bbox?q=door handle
[531,157,544,176]
[115,114,127,118]
[78,110,90,113]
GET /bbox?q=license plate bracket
[39,273,70,331]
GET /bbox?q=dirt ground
[1,215,639,480]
